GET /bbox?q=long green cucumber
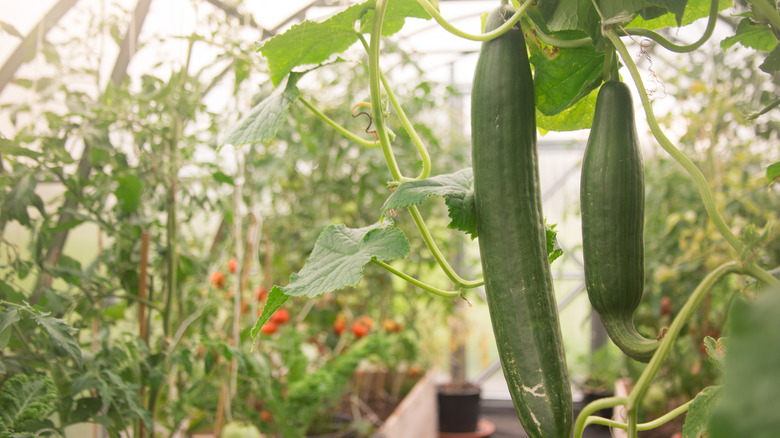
[471,6,572,438]
[580,80,659,362]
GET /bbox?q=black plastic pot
[437,383,481,433]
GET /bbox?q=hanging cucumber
[580,80,659,362]
[471,6,572,438]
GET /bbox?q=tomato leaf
[223,73,301,147]
[32,311,82,368]
[682,385,723,438]
[381,169,477,238]
[257,0,432,87]
[1,172,44,227]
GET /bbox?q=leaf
[33,312,83,367]
[0,374,57,434]
[760,45,780,75]
[530,43,604,116]
[0,307,20,350]
[381,169,477,237]
[114,173,143,214]
[537,87,598,132]
[767,161,780,182]
[212,170,234,185]
[682,385,723,438]
[703,336,726,371]
[223,73,301,147]
[1,172,43,226]
[251,287,289,343]
[546,220,564,263]
[0,139,43,158]
[628,0,732,31]
[0,21,23,38]
[251,224,410,342]
[709,292,780,438]
[536,0,600,37]
[721,18,778,51]
[257,0,431,86]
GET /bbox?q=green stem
[372,259,459,298]
[586,400,691,431]
[416,0,532,42]
[627,407,638,437]
[358,33,431,179]
[744,262,780,287]
[299,97,379,148]
[606,30,745,254]
[379,69,431,179]
[529,20,593,48]
[573,396,627,438]
[745,0,780,33]
[621,0,718,53]
[627,262,740,412]
[408,206,484,288]
[369,0,403,182]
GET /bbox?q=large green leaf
[530,44,604,116]
[251,224,410,341]
[721,18,778,51]
[223,74,301,147]
[114,173,143,214]
[682,385,722,438]
[381,169,477,237]
[258,0,432,87]
[537,87,598,132]
[709,292,780,438]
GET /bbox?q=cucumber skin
[580,80,658,362]
[471,6,572,438]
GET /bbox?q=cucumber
[580,80,658,362]
[471,6,572,438]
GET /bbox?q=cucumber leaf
[709,292,780,438]
[381,169,477,237]
[251,224,410,342]
[682,385,723,438]
[223,73,301,147]
[721,18,778,51]
[257,0,432,87]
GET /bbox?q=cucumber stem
[584,399,690,431]
[606,30,745,254]
[415,0,532,42]
[621,0,718,53]
[299,97,379,149]
[371,259,459,298]
[369,0,403,182]
[600,316,658,362]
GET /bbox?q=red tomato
[228,258,238,274]
[271,308,290,324]
[260,410,272,422]
[358,315,374,329]
[382,319,402,333]
[333,317,346,335]
[352,321,369,338]
[255,286,268,301]
[260,321,278,335]
[210,270,225,289]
